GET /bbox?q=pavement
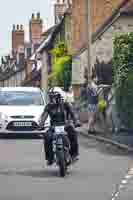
[0,135,132,200]
[77,124,133,200]
[77,123,133,152]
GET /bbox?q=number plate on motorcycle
[55,126,64,134]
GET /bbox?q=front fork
[54,135,71,165]
[53,135,67,164]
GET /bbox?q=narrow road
[0,135,132,200]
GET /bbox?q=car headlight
[0,113,8,120]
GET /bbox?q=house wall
[91,0,123,32]
[92,15,133,80]
[41,51,48,90]
[72,48,88,96]
[71,0,123,53]
[71,0,88,52]
[64,11,72,52]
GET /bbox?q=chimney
[17,24,19,30]
[29,12,43,46]
[37,12,40,19]
[13,24,15,31]
[54,0,67,24]
[12,24,25,57]
[32,13,35,19]
[20,24,23,30]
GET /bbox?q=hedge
[113,33,133,128]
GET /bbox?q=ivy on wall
[113,33,133,128]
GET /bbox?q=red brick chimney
[12,24,25,56]
[29,12,43,46]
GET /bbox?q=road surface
[0,135,132,200]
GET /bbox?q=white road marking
[125,175,132,179]
[121,180,128,184]
[111,165,133,200]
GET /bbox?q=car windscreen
[0,91,45,106]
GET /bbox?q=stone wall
[92,15,133,75]
[72,48,88,96]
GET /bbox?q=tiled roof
[0,62,26,81]
[120,0,133,15]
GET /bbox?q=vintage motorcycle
[41,125,72,177]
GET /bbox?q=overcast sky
[0,0,55,57]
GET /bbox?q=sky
[0,0,55,57]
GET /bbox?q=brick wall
[71,0,88,52]
[92,0,123,32]
[71,0,123,53]
[12,24,24,55]
[29,13,43,45]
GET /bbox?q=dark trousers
[43,125,79,161]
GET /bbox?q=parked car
[0,87,50,136]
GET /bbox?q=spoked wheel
[57,150,66,177]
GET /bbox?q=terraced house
[71,0,125,96]
[0,13,43,87]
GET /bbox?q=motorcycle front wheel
[57,150,66,177]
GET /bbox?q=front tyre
[57,150,66,177]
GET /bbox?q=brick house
[91,0,133,84]
[26,3,73,90]
[0,23,26,87]
[0,13,44,87]
[71,0,128,96]
[71,0,123,53]
[0,55,26,87]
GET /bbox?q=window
[0,90,44,106]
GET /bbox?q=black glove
[38,125,44,131]
[38,121,44,130]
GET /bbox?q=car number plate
[13,122,32,127]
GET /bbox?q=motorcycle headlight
[0,113,8,120]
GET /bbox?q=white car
[0,87,50,135]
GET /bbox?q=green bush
[113,33,133,128]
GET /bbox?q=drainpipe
[87,0,92,81]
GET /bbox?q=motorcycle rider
[39,87,80,165]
